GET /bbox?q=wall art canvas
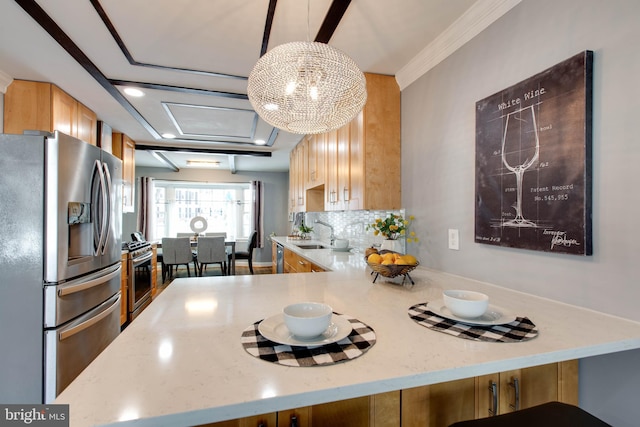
[475,51,593,255]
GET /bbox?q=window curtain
[137,177,155,241]
[251,180,264,248]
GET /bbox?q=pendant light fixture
[247,1,367,134]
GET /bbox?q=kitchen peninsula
[55,237,640,427]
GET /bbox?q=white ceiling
[0,0,518,173]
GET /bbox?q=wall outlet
[448,229,459,250]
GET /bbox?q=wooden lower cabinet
[475,360,578,419]
[151,245,158,298]
[272,241,278,274]
[283,248,326,274]
[196,361,576,427]
[404,360,578,427]
[402,378,475,427]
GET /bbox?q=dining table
[154,238,237,275]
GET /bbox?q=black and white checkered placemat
[241,314,376,367]
[408,302,538,343]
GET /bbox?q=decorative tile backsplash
[295,210,406,253]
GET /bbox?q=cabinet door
[112,132,136,213]
[4,80,52,134]
[280,392,399,427]
[402,378,476,427]
[123,135,136,212]
[76,102,97,145]
[289,150,297,212]
[337,124,351,210]
[283,248,297,273]
[272,241,277,273]
[51,85,78,138]
[475,361,578,418]
[297,143,306,209]
[325,129,339,210]
[359,73,401,210]
[289,251,311,273]
[348,111,364,210]
[311,396,370,427]
[308,133,325,186]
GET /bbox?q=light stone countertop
[55,237,640,426]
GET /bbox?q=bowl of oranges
[366,249,419,284]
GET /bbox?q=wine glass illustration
[501,105,540,228]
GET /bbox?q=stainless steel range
[124,240,154,322]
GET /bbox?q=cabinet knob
[290,415,298,427]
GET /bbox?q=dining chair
[176,232,194,238]
[196,236,227,276]
[205,232,227,238]
[161,237,197,278]
[230,231,257,274]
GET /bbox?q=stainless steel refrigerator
[0,131,123,403]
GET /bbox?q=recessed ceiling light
[124,88,144,97]
[162,133,176,139]
[255,139,266,145]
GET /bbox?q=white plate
[258,313,353,346]
[427,299,517,326]
[331,246,353,252]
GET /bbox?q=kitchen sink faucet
[314,220,335,246]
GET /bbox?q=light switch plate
[448,229,459,250]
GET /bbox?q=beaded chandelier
[247,41,367,134]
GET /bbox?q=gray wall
[131,166,290,264]
[400,0,639,424]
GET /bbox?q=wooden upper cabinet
[112,132,136,213]
[51,85,77,138]
[76,101,98,146]
[288,72,400,213]
[307,133,325,187]
[4,80,98,145]
[351,73,401,210]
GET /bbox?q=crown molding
[0,69,13,93]
[395,0,521,90]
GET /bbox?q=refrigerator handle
[58,293,120,341]
[57,265,121,297]
[101,162,113,254]
[95,160,108,255]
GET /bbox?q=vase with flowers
[367,213,418,253]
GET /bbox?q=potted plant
[298,224,314,240]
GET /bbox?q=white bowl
[443,290,489,318]
[283,302,333,339]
